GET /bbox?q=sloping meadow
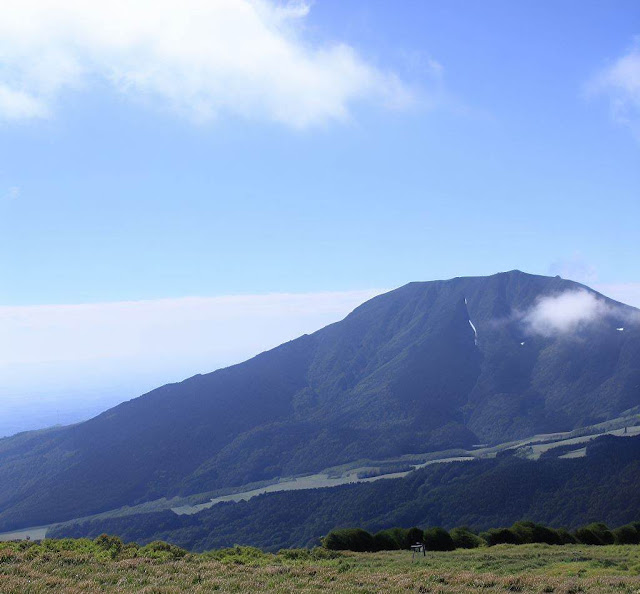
[1,538,640,593]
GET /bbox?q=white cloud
[523,290,612,336]
[3,186,20,200]
[0,0,413,127]
[589,39,640,138]
[0,85,49,121]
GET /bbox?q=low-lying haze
[0,289,382,437]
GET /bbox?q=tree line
[50,435,640,552]
[323,521,640,552]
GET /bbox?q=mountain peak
[0,272,638,532]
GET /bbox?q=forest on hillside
[49,434,640,551]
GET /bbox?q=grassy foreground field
[1,540,640,593]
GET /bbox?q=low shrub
[93,534,123,559]
[612,524,639,545]
[482,528,520,546]
[202,545,270,565]
[450,526,484,549]
[277,548,312,560]
[423,527,455,551]
[511,521,562,545]
[139,540,187,560]
[575,523,614,546]
[555,528,578,545]
[373,530,401,551]
[323,528,375,552]
[310,546,342,560]
[407,526,424,546]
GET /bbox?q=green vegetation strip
[1,538,640,593]
[324,522,640,552]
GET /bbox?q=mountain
[50,434,640,551]
[1,270,639,531]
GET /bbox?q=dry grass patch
[1,541,640,592]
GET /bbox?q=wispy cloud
[588,38,640,139]
[523,290,610,336]
[3,186,20,200]
[548,254,598,284]
[0,0,415,127]
[0,86,48,120]
[522,289,639,337]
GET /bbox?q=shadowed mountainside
[1,270,639,531]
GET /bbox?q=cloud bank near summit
[523,290,610,336]
[522,290,638,337]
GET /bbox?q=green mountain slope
[1,270,639,531]
[50,434,640,551]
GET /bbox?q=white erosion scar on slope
[468,319,478,345]
[465,297,478,345]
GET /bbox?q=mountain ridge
[1,270,638,532]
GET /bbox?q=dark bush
[407,527,424,547]
[613,524,640,545]
[575,523,614,546]
[450,526,483,549]
[374,527,423,550]
[323,519,635,553]
[511,521,561,545]
[139,540,187,560]
[482,528,520,546]
[574,527,602,545]
[385,527,411,549]
[373,530,401,551]
[93,534,123,559]
[555,528,578,544]
[423,527,455,551]
[323,528,375,552]
[590,523,615,545]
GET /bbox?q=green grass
[1,540,640,592]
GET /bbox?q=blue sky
[0,1,639,434]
